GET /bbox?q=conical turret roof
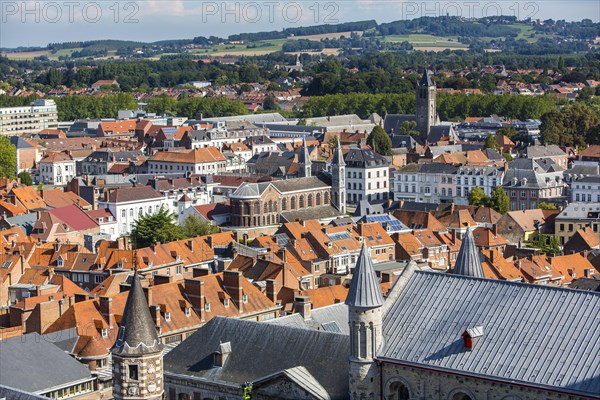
[419,69,434,87]
[332,138,345,167]
[452,228,485,278]
[111,273,163,356]
[346,243,384,308]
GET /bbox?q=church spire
[419,68,434,87]
[452,228,485,278]
[346,243,384,308]
[332,137,345,167]
[298,135,312,178]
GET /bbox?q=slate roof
[280,205,342,223]
[164,317,349,400]
[271,176,329,193]
[0,332,92,393]
[419,69,434,86]
[452,228,485,278]
[384,115,417,135]
[380,271,600,397]
[0,385,47,400]
[111,273,163,356]
[346,243,385,308]
[523,145,566,159]
[344,148,389,168]
[253,366,331,400]
[268,303,349,334]
[107,186,162,203]
[10,136,34,149]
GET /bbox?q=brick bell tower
[111,271,164,400]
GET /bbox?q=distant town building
[0,99,58,135]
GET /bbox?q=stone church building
[113,230,600,400]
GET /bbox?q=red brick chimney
[185,278,206,321]
[265,279,278,303]
[99,296,113,328]
[223,270,244,313]
[293,296,311,320]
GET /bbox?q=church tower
[111,272,164,400]
[346,243,384,399]
[298,136,312,178]
[331,139,346,214]
[416,69,437,143]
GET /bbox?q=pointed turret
[333,138,346,167]
[112,273,163,356]
[298,136,312,178]
[452,228,485,278]
[346,243,384,308]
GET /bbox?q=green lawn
[381,34,468,49]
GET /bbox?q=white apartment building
[97,186,167,237]
[344,148,390,204]
[0,99,59,135]
[39,152,76,186]
[393,163,458,204]
[455,165,505,205]
[147,148,227,175]
[571,176,600,203]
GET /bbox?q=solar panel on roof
[321,321,342,333]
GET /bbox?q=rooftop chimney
[293,296,311,320]
[265,279,278,303]
[185,278,206,321]
[99,296,113,328]
[223,270,244,314]
[213,341,231,367]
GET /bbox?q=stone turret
[346,243,384,399]
[111,273,164,400]
[416,69,438,144]
[452,228,485,278]
[298,136,312,178]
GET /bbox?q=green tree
[0,136,16,178]
[490,186,510,214]
[181,215,220,238]
[538,202,557,210]
[367,125,392,156]
[468,187,490,207]
[484,135,500,151]
[526,234,561,256]
[398,120,419,136]
[17,171,33,186]
[130,206,183,248]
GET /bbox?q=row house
[393,163,458,204]
[455,165,505,205]
[96,120,136,140]
[78,149,145,176]
[502,158,567,210]
[554,202,600,245]
[97,186,167,237]
[571,176,600,203]
[39,151,76,185]
[519,145,569,169]
[147,148,227,175]
[30,205,100,245]
[148,176,216,216]
[345,147,391,204]
[305,225,362,275]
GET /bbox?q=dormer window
[242,295,248,303]
[101,328,108,338]
[223,298,229,308]
[185,307,191,317]
[205,303,211,312]
[57,257,64,267]
[165,312,171,321]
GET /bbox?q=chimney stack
[293,296,311,320]
[150,304,161,332]
[185,278,206,321]
[223,270,244,313]
[143,285,153,306]
[99,297,113,328]
[265,279,278,303]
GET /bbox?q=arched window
[291,197,296,209]
[316,193,321,206]
[389,381,410,400]
[281,198,287,211]
[264,203,268,213]
[244,202,250,214]
[299,196,305,208]
[325,192,330,204]
[308,194,313,207]
[333,192,338,207]
[254,202,260,214]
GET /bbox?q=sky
[1,0,599,48]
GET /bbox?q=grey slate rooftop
[164,316,349,400]
[0,332,93,394]
[268,303,350,334]
[381,271,600,397]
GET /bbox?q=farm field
[383,34,469,50]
